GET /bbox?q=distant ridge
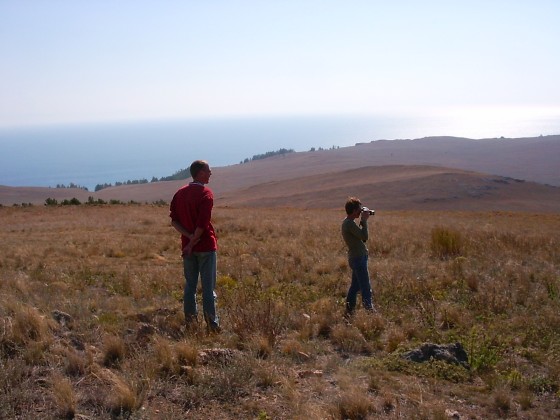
[2,135,559,211]
[217,165,560,212]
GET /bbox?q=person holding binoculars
[341,196,376,316]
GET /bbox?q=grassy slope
[1,205,559,418]
[216,165,560,212]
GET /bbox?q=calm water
[1,114,559,191]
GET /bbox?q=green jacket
[341,218,368,258]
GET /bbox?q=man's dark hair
[345,197,362,215]
[190,160,209,178]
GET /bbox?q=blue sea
[1,114,559,191]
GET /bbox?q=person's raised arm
[357,211,370,241]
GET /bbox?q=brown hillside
[217,165,560,212]
[2,135,559,210]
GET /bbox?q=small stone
[297,369,323,378]
[445,408,460,419]
[52,310,73,328]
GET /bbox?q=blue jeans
[183,251,219,329]
[346,254,373,313]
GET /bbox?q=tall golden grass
[1,205,559,418]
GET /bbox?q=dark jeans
[183,251,219,329]
[346,254,373,313]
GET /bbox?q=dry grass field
[1,204,559,419]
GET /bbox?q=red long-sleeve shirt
[170,183,217,255]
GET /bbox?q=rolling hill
[2,135,559,212]
[216,165,560,212]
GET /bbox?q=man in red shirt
[170,160,219,331]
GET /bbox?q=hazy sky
[1,1,559,128]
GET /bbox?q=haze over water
[1,113,559,191]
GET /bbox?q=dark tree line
[44,197,168,206]
[94,178,150,192]
[94,147,306,191]
[55,183,89,191]
[240,148,295,164]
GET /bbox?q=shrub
[352,311,385,340]
[12,305,52,346]
[86,196,106,205]
[330,324,371,354]
[102,335,126,367]
[493,387,511,415]
[63,348,90,376]
[51,375,76,419]
[431,226,463,259]
[45,197,58,206]
[107,376,139,417]
[175,341,198,367]
[224,282,290,345]
[465,328,502,372]
[61,198,81,206]
[334,387,374,419]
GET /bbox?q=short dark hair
[190,160,209,178]
[345,197,362,215]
